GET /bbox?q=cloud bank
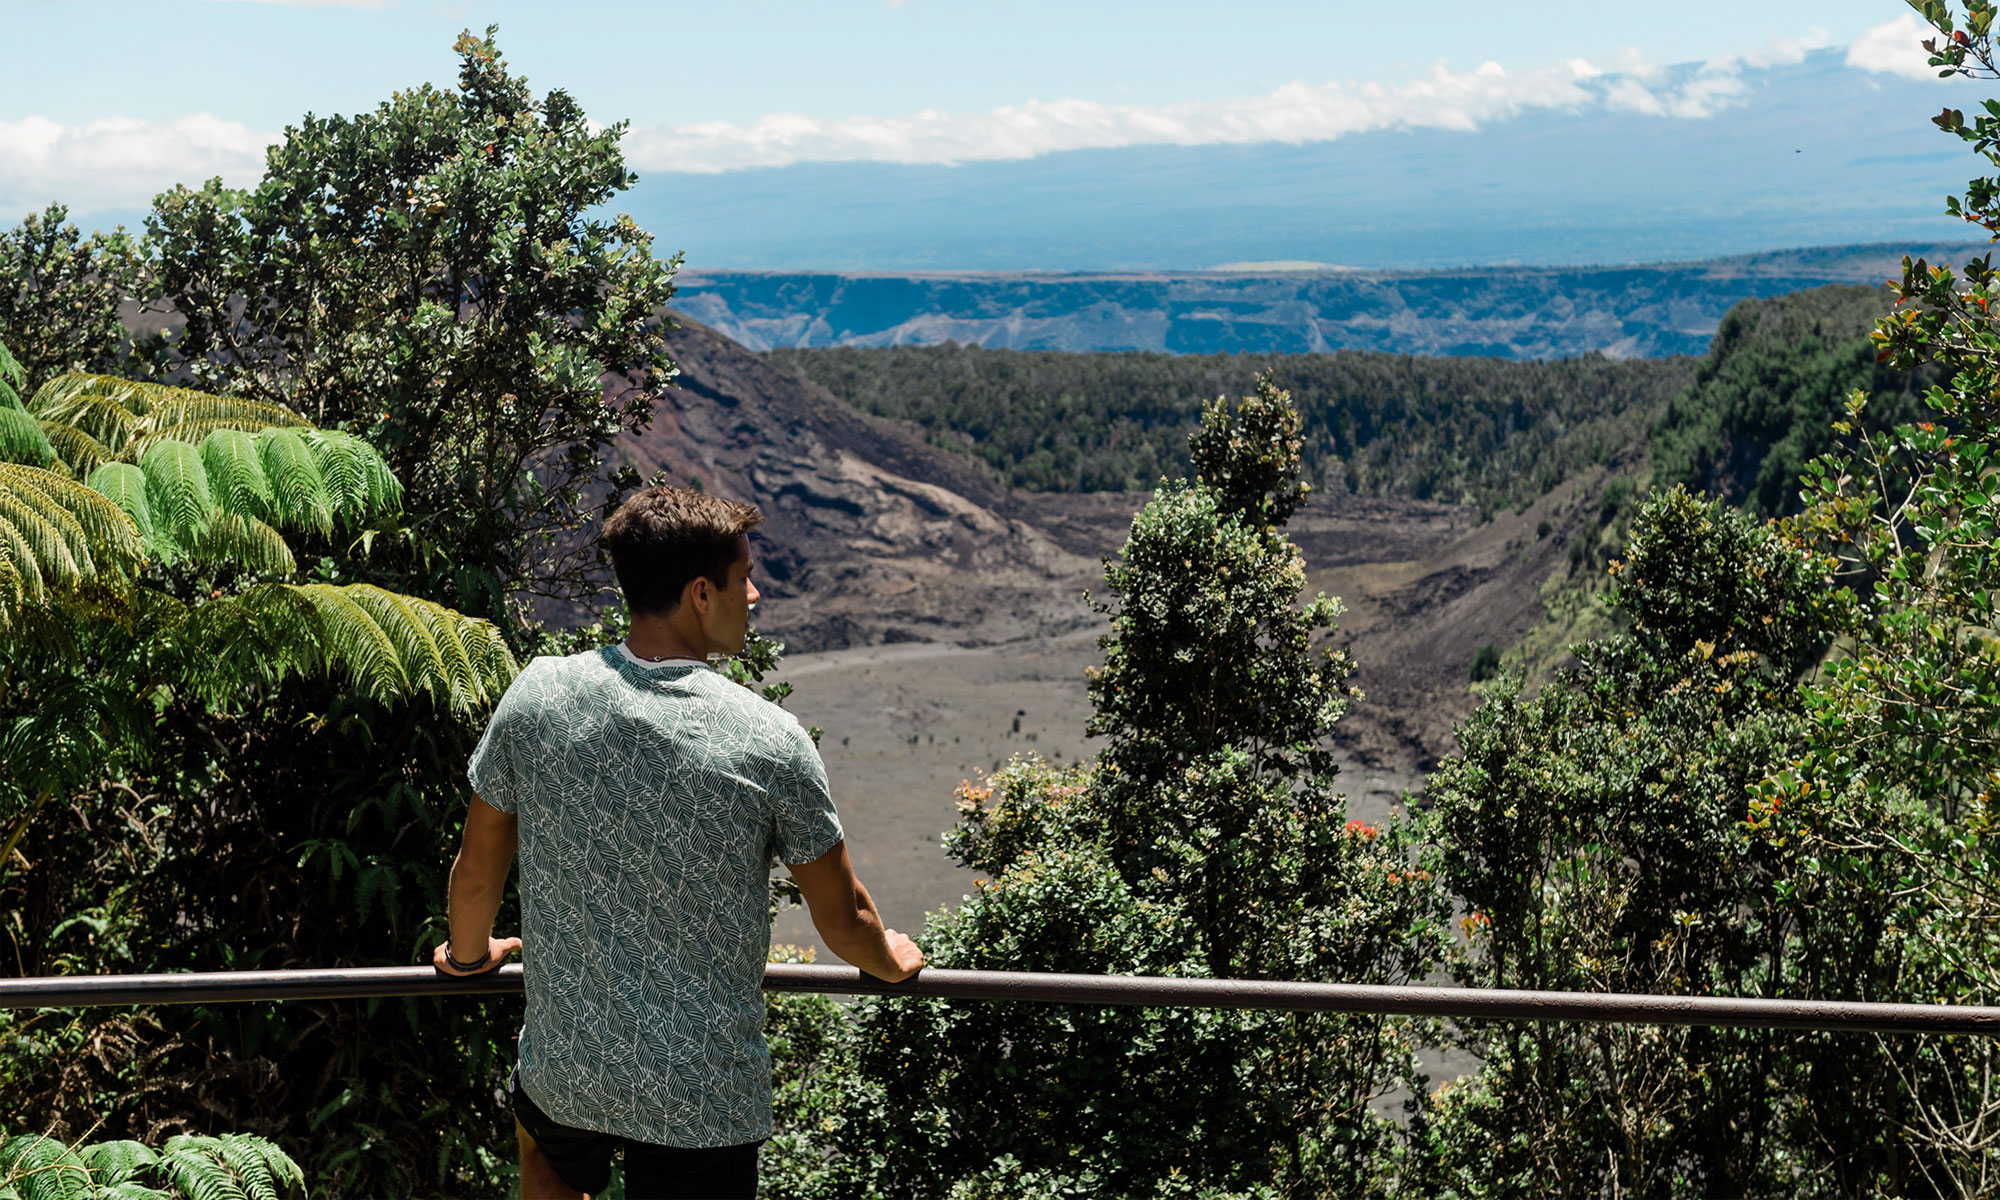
[0,28,1940,217]
[625,38,1841,173]
[1847,14,1943,81]
[0,114,272,221]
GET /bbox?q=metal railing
[3,965,1997,1036]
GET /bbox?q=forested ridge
[768,281,1927,518]
[7,8,2000,1198]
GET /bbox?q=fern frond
[0,1133,93,1200]
[0,464,143,628]
[26,376,143,448]
[209,1136,298,1200]
[155,1137,250,1200]
[0,409,55,469]
[183,583,517,711]
[40,422,111,478]
[30,376,310,469]
[303,430,402,518]
[142,392,308,435]
[76,1141,156,1188]
[341,584,460,706]
[192,514,296,577]
[85,463,156,545]
[253,430,331,535]
[94,1183,172,1200]
[198,430,275,521]
[137,441,215,555]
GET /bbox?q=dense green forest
[768,282,1934,519]
[769,342,1697,509]
[7,8,2000,1198]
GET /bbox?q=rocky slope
[605,312,1590,776]
[609,314,1105,650]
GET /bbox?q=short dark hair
[600,486,764,616]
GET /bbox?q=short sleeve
[467,674,529,814]
[767,721,843,866]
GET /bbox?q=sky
[0,0,1960,233]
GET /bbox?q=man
[433,486,925,1200]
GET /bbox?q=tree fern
[176,582,516,713]
[251,429,331,536]
[27,375,307,452]
[0,408,55,469]
[0,1133,302,1200]
[0,464,144,628]
[29,373,399,566]
[137,441,215,554]
[38,422,112,477]
[0,1134,94,1200]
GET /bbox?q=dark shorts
[510,1068,762,1199]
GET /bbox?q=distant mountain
[635,49,1983,272]
[671,242,1975,359]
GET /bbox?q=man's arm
[433,794,523,976]
[787,840,925,983]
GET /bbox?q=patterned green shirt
[468,646,843,1147]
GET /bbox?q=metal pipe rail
[3,965,1998,1036]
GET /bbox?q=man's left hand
[432,935,523,976]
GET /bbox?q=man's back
[468,646,842,1147]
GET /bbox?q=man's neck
[624,616,707,663]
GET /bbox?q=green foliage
[769,342,1695,509]
[0,1131,303,1200]
[1652,285,1936,516]
[1414,490,1899,1196]
[144,26,678,635]
[813,378,1448,1198]
[0,205,147,392]
[0,341,22,411]
[0,463,145,631]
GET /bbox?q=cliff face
[606,314,1104,651]
[670,244,1977,360]
[596,312,1589,773]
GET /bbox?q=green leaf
[0,340,24,411]
[40,421,113,478]
[0,463,144,627]
[303,430,400,519]
[0,1135,93,1200]
[0,409,55,469]
[191,513,297,577]
[76,1142,156,1189]
[138,439,215,551]
[253,429,331,535]
[85,463,156,544]
[198,430,276,521]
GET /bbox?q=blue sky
[1,0,1949,222]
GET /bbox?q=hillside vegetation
[768,282,1911,515]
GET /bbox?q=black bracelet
[444,941,491,972]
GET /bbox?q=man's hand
[878,927,925,983]
[432,935,523,977]
[439,795,520,976]
[789,840,927,983]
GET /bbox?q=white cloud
[626,38,1840,174]
[1848,14,1944,81]
[0,33,1901,213]
[0,114,271,219]
[626,58,1612,174]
